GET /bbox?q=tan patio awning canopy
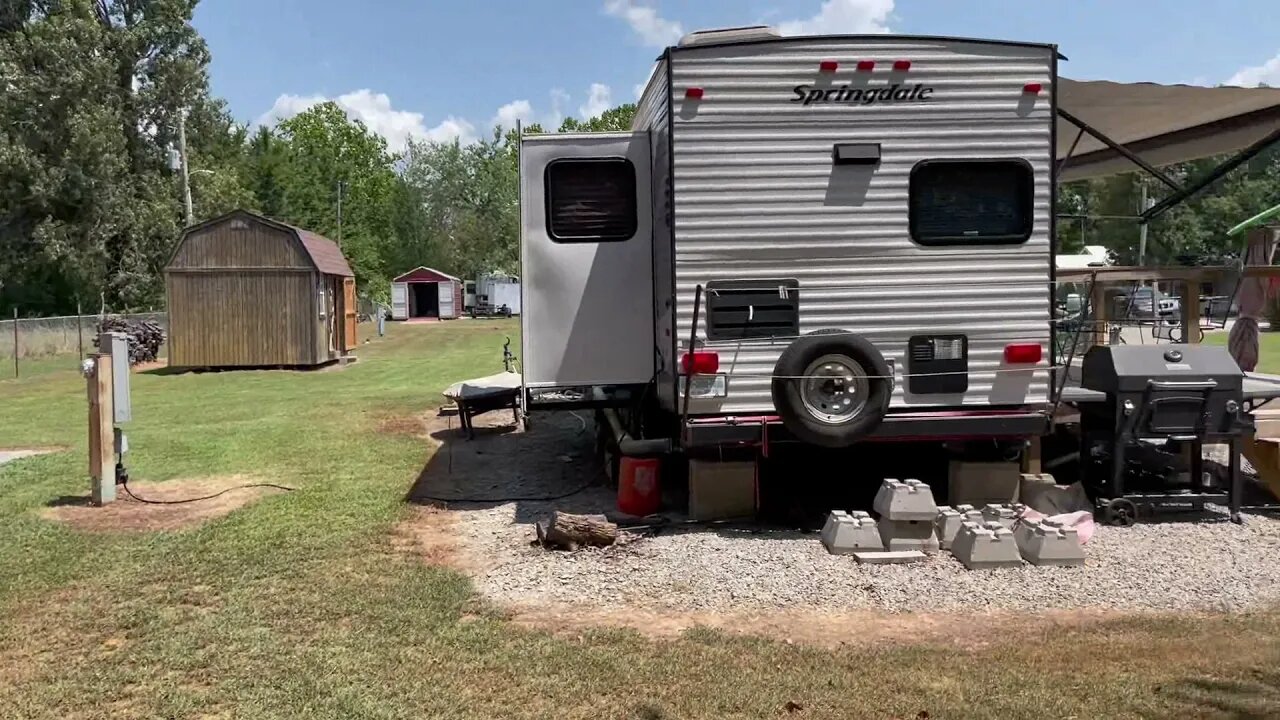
[1057,79,1280,182]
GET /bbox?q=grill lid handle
[1147,379,1217,390]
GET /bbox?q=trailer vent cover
[678,25,780,47]
[704,280,799,341]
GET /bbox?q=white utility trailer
[474,273,521,316]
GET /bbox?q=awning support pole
[1141,125,1280,223]
[1056,126,1085,178]
[1057,108,1183,192]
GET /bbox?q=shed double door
[391,282,409,320]
[437,281,455,318]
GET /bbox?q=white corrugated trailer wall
[665,36,1055,415]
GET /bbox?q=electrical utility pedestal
[86,332,132,505]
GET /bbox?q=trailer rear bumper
[681,409,1049,449]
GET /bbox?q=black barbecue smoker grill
[1075,344,1250,525]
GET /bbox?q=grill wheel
[1100,498,1138,527]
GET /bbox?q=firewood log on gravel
[535,511,618,550]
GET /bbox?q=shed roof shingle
[291,227,354,277]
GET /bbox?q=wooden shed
[390,267,463,320]
[165,210,357,368]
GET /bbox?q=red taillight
[1023,82,1043,94]
[856,60,876,71]
[680,351,720,375]
[685,87,704,100]
[1004,343,1043,364]
[819,60,839,73]
[893,59,912,71]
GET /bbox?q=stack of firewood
[94,316,166,364]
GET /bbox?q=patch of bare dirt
[376,411,434,439]
[40,474,285,533]
[502,602,1131,649]
[391,505,477,572]
[0,444,68,453]
[130,359,166,373]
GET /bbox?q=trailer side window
[909,160,1033,245]
[545,158,637,242]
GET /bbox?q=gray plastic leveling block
[820,511,884,555]
[981,503,1025,530]
[877,517,940,553]
[950,521,1024,570]
[1014,518,1086,567]
[873,478,938,521]
[934,505,983,550]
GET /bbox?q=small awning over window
[1058,79,1280,181]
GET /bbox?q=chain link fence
[1,310,167,378]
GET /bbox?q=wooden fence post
[77,300,84,361]
[89,353,115,505]
[11,307,17,378]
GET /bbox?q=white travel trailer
[521,27,1057,450]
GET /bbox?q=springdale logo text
[791,83,935,106]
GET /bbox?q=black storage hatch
[704,280,799,341]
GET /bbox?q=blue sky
[194,0,1280,150]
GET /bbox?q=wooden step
[1253,408,1280,438]
[1241,434,1280,502]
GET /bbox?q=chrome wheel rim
[798,354,870,425]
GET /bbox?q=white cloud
[257,89,482,149]
[778,0,894,36]
[423,116,478,145]
[579,83,613,119]
[492,99,534,130]
[1228,51,1280,87]
[333,90,437,150]
[256,93,326,127]
[604,0,683,48]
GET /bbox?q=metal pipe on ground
[594,390,672,456]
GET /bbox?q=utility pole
[336,180,346,248]
[177,110,194,227]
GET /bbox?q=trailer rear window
[545,158,637,242]
[909,160,1033,245]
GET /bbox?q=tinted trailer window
[909,160,1033,245]
[545,158,638,242]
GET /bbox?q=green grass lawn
[3,321,1280,719]
[1204,328,1280,373]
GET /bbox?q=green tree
[0,0,248,315]
[271,102,398,289]
[559,103,637,133]
[1059,144,1280,266]
[246,125,290,218]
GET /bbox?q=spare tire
[771,331,893,448]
